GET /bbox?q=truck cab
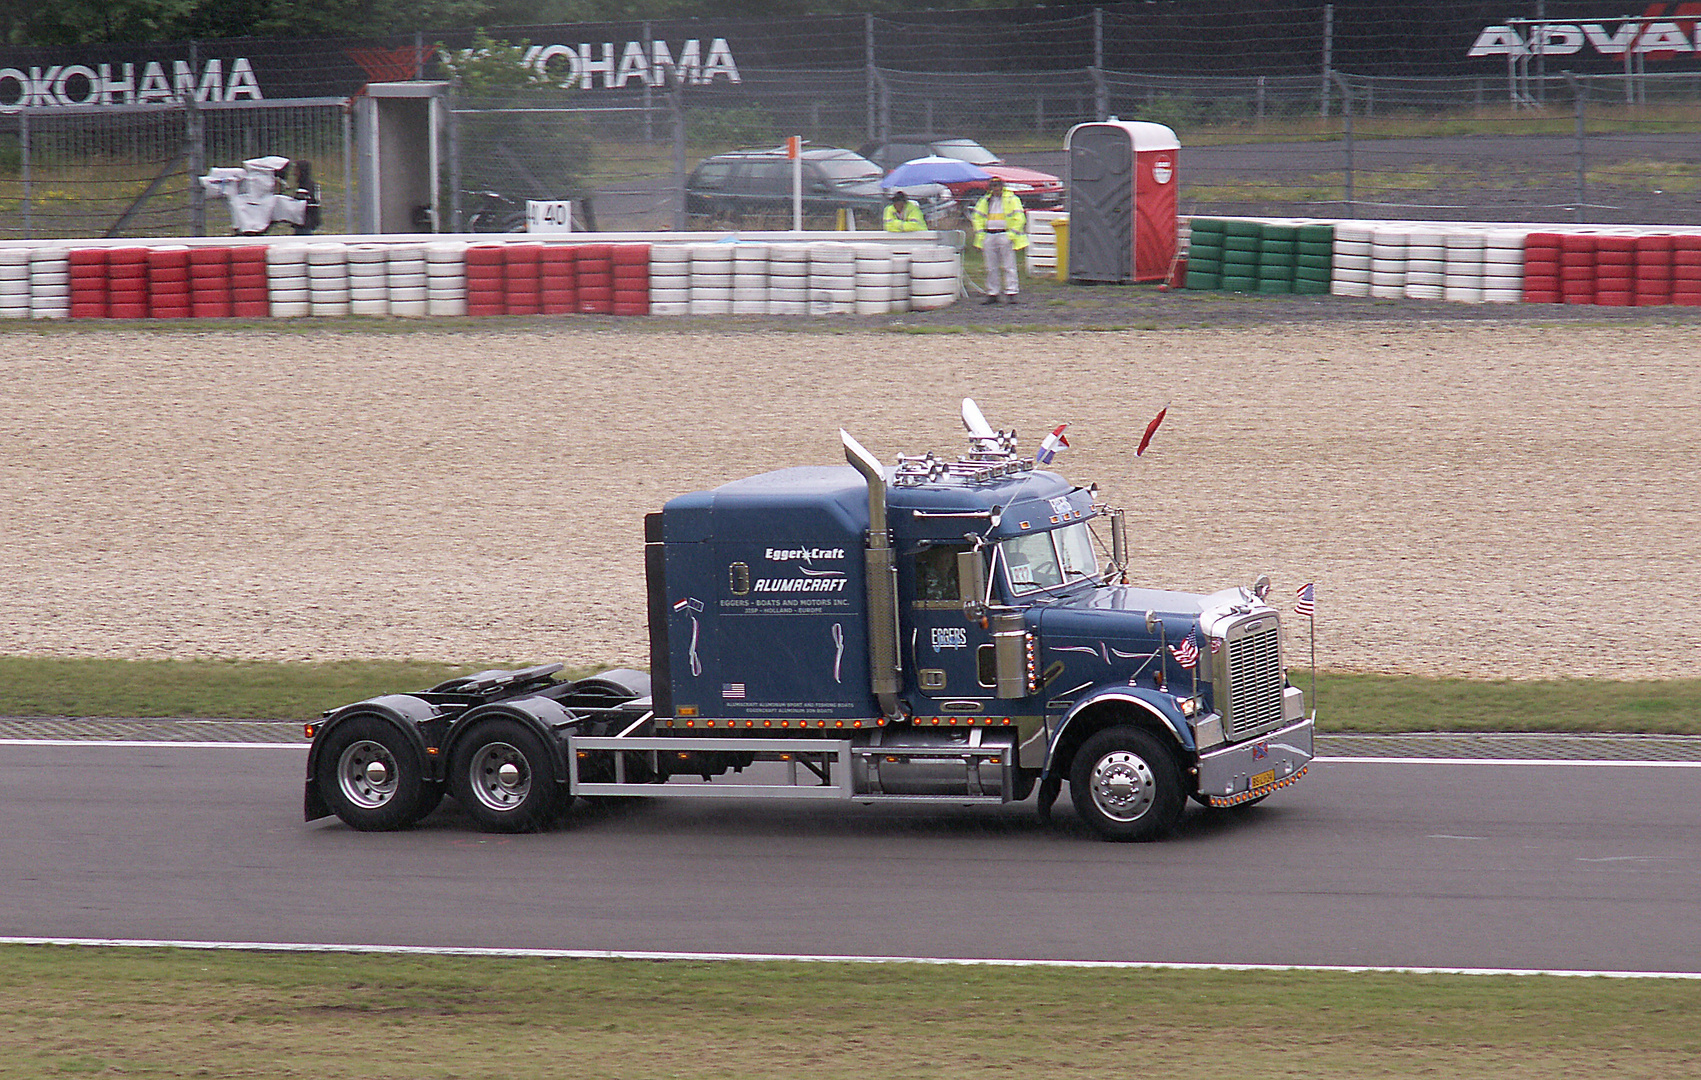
[646,400,1312,839]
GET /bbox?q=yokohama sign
[0,58,262,112]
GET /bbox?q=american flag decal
[1170,629,1199,670]
[721,683,746,700]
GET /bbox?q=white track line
[0,740,305,749]
[0,936,1695,979]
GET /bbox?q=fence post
[1320,3,1333,118]
[670,70,687,232]
[447,80,462,232]
[19,108,29,239]
[1093,8,1108,121]
[188,42,206,236]
[1566,70,1585,224]
[1332,72,1354,218]
[187,101,206,236]
[865,14,877,142]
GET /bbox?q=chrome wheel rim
[1089,750,1157,822]
[468,742,531,812]
[337,740,398,809]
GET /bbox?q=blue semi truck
[304,400,1313,840]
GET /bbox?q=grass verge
[0,945,1696,1079]
[0,657,1697,734]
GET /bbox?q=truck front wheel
[1069,726,1185,841]
[318,718,431,831]
[448,719,561,833]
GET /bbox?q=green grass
[0,945,1695,1079]
[1,657,1697,734]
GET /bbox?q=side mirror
[957,549,988,621]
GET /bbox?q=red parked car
[858,135,1065,209]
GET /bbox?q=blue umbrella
[880,155,991,188]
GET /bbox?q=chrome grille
[1223,620,1284,739]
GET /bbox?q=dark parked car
[858,135,1065,209]
[686,146,952,226]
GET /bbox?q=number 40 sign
[526,200,574,233]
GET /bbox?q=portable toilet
[1063,120,1179,283]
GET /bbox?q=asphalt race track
[2,736,1697,974]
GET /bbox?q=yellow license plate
[1249,769,1277,789]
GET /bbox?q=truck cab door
[905,543,996,707]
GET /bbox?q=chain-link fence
[3,67,1697,238]
[0,98,349,240]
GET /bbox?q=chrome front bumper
[1196,715,1314,808]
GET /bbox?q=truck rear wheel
[448,719,560,833]
[317,717,431,831]
[1069,726,1185,841]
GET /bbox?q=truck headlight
[1178,696,1202,718]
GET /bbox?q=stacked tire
[1633,235,1673,307]
[1330,223,1373,297]
[230,246,270,317]
[146,246,191,319]
[889,251,913,312]
[1184,217,1224,290]
[908,246,957,310]
[612,243,650,315]
[464,243,506,316]
[689,243,733,315]
[1592,235,1634,306]
[576,244,614,314]
[1522,233,1563,303]
[1481,231,1524,303]
[1370,230,1406,299]
[107,247,150,318]
[426,241,468,316]
[540,245,577,314]
[385,243,428,317]
[1673,236,1701,306]
[504,242,543,316]
[1442,231,1484,303]
[267,244,311,317]
[731,243,768,316]
[648,244,690,315]
[1403,229,1444,301]
[189,246,232,318]
[808,242,855,314]
[766,243,809,314]
[1559,234,1595,305]
[1293,224,1333,295]
[1256,223,1296,294]
[0,248,28,318]
[854,244,894,314]
[1218,220,1260,292]
[308,243,350,317]
[69,248,109,319]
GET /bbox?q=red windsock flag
[1136,406,1168,457]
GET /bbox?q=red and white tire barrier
[1,236,963,319]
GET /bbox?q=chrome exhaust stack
[842,429,905,722]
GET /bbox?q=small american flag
[1295,582,1315,618]
[1170,629,1199,670]
[721,683,746,700]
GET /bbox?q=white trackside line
[0,739,306,749]
[1315,756,1701,768]
[0,936,1696,979]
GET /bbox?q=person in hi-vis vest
[969,177,1027,304]
[883,191,926,232]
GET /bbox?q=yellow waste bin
[1051,216,1069,283]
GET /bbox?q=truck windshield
[1001,522,1099,595]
